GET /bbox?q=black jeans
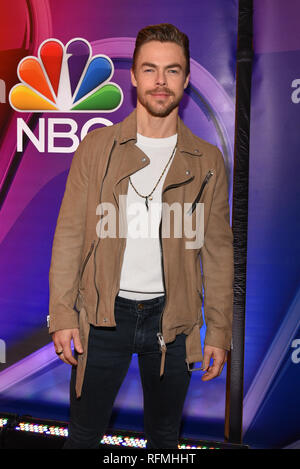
[64,294,192,449]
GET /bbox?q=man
[49,23,233,449]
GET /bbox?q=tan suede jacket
[48,108,234,397]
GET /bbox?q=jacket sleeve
[199,146,234,351]
[48,132,92,334]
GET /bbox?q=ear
[183,72,190,90]
[130,68,137,88]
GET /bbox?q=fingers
[72,329,84,354]
[201,346,227,382]
[201,358,225,381]
[61,339,78,366]
[201,348,212,372]
[52,329,83,366]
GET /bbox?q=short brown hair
[132,23,190,77]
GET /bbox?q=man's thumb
[201,351,211,371]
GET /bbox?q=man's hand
[201,345,227,381]
[52,328,83,366]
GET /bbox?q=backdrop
[0,0,239,444]
[242,0,300,449]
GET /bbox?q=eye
[169,69,179,74]
[144,68,154,72]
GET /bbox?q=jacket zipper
[94,139,117,323]
[157,170,214,348]
[157,176,194,350]
[187,169,214,215]
[157,217,166,351]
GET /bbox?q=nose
[155,69,166,86]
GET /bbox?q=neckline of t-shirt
[136,132,178,148]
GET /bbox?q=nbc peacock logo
[9,38,123,113]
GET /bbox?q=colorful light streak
[0,418,8,427]
[13,420,220,449]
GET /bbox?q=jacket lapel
[112,108,205,206]
[112,142,150,207]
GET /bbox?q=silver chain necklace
[129,143,177,211]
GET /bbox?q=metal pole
[224,0,253,444]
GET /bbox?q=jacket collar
[112,108,205,206]
[117,108,204,157]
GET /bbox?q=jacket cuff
[48,309,79,334]
[204,327,232,351]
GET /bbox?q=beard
[136,87,183,118]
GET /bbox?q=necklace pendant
[145,197,149,211]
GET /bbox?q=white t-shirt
[118,132,178,300]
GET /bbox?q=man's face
[130,41,190,118]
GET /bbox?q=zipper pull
[203,169,214,185]
[157,332,167,377]
[187,169,215,216]
[157,332,166,350]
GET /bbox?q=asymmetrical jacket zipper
[156,176,194,373]
[156,169,214,372]
[157,216,167,375]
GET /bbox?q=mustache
[147,89,174,95]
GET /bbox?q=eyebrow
[141,62,183,70]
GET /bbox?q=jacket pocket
[187,169,214,215]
